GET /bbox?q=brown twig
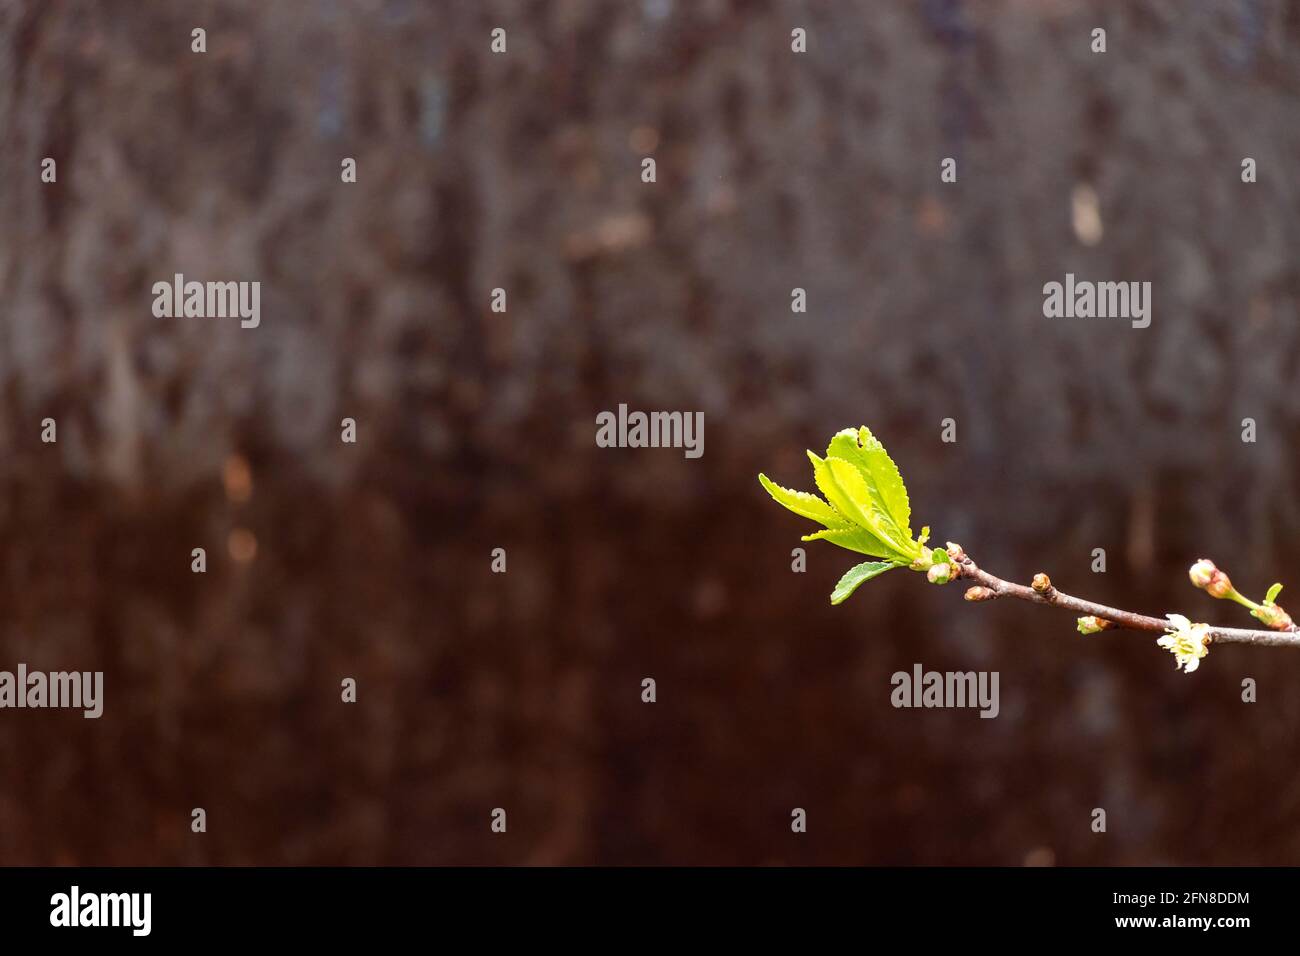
[949,549,1300,649]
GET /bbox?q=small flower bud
[1253,604,1294,630]
[1076,615,1114,635]
[1189,559,1236,599]
[945,542,965,561]
[927,563,952,585]
[1031,572,1052,593]
[1188,559,1217,589]
[964,586,996,602]
[1207,575,1235,599]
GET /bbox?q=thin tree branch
[950,549,1300,649]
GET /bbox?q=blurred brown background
[2,0,1300,865]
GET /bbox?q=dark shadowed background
[2,0,1300,865]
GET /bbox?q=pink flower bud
[1188,559,1217,589]
[1189,559,1235,598]
[1206,572,1235,599]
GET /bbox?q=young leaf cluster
[758,427,937,604]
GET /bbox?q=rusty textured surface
[1,1,1299,864]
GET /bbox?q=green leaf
[1265,583,1283,606]
[808,452,916,561]
[826,427,913,541]
[831,560,897,605]
[807,452,868,527]
[918,526,930,545]
[758,473,848,529]
[930,548,949,565]
[802,527,900,560]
